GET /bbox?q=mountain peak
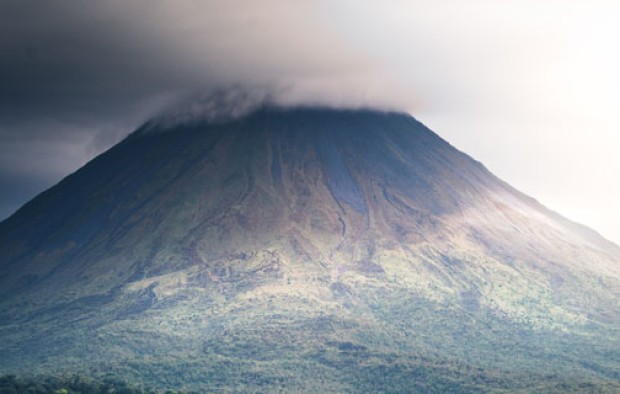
[1,106,619,391]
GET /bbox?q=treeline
[3,372,620,393]
[0,375,197,394]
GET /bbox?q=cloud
[0,1,393,141]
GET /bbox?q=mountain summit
[1,107,619,392]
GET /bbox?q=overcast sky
[1,1,619,244]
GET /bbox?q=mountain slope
[1,107,619,392]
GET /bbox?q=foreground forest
[2,373,620,394]
[0,375,196,394]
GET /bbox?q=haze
[0,0,618,244]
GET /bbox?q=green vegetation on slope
[2,369,620,394]
[0,374,188,394]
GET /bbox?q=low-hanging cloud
[0,1,428,125]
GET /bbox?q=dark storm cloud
[0,0,375,119]
[0,2,181,218]
[1,2,198,124]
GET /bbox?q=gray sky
[1,1,619,244]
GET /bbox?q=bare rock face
[0,107,619,392]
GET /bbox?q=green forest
[0,375,197,394]
[2,372,620,394]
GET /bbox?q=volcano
[1,107,619,392]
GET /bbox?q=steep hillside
[1,107,619,392]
